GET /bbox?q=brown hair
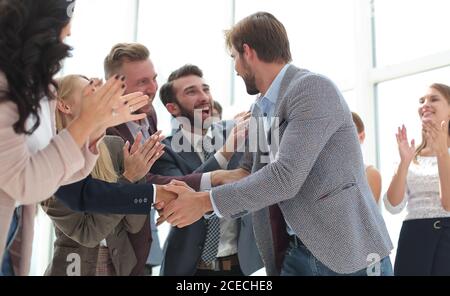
[351,112,365,134]
[159,64,203,106]
[415,83,450,160]
[225,12,292,64]
[104,43,150,79]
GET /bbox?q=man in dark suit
[103,43,225,275]
[157,64,262,276]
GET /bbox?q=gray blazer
[212,65,393,275]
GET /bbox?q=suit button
[134,198,138,204]
[112,249,118,256]
[144,198,148,203]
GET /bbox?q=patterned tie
[201,134,214,161]
[200,135,221,263]
[201,216,221,263]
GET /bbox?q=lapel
[169,130,203,171]
[268,65,299,137]
[115,124,135,144]
[147,108,158,135]
[108,109,158,145]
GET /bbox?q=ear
[359,131,366,144]
[166,103,180,117]
[56,99,72,114]
[242,43,254,60]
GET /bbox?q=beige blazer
[0,72,98,272]
[42,136,147,276]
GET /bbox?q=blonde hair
[55,75,118,183]
[55,75,86,132]
[104,43,150,79]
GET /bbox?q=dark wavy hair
[0,0,75,135]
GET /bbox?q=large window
[62,0,139,78]
[137,0,234,133]
[374,0,450,67]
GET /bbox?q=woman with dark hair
[0,0,149,267]
[384,83,450,275]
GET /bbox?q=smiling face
[170,74,213,126]
[119,59,158,114]
[418,87,450,125]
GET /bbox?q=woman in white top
[0,0,149,270]
[384,83,450,275]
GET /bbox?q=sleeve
[42,197,125,248]
[383,186,409,214]
[193,154,222,173]
[146,149,203,190]
[61,140,100,185]
[210,74,346,219]
[54,175,154,215]
[0,101,97,205]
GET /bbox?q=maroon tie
[268,204,289,274]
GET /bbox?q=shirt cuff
[200,173,212,191]
[210,190,223,218]
[214,152,230,169]
[383,193,406,214]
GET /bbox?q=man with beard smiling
[157,64,262,276]
[103,44,224,275]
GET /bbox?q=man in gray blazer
[160,12,393,276]
[158,64,262,276]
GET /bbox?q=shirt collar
[127,117,149,130]
[260,64,290,105]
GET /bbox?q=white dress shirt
[180,127,238,258]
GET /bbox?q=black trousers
[395,217,450,275]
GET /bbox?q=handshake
[153,168,250,228]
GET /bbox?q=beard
[242,73,259,95]
[240,60,259,95]
[177,104,195,127]
[176,101,213,131]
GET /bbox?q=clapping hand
[396,125,416,164]
[122,131,165,182]
[423,119,449,157]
